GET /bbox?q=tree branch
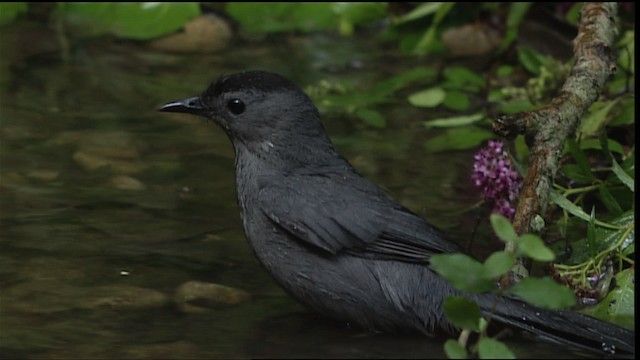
[494,2,619,287]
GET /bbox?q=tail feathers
[477,294,635,357]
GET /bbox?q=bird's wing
[256,172,463,262]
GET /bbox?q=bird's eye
[227,99,245,115]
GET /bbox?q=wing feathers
[258,173,462,262]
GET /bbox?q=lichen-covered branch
[494,3,619,287]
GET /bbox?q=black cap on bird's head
[202,70,301,98]
[159,70,336,166]
[159,70,303,118]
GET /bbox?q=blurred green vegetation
[0,2,27,25]
[59,2,201,39]
[1,2,200,38]
[1,2,634,358]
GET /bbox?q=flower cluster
[471,140,523,219]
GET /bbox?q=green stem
[554,223,634,287]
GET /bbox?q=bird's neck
[233,135,349,174]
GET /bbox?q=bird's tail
[475,293,635,357]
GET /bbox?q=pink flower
[471,140,523,219]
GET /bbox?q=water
[1,19,585,359]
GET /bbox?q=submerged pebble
[5,281,169,314]
[73,150,148,174]
[81,285,169,309]
[52,130,148,174]
[175,280,251,313]
[25,169,61,181]
[108,175,147,191]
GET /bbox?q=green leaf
[62,2,201,40]
[615,30,635,74]
[566,138,594,182]
[488,89,506,102]
[517,46,548,75]
[597,186,623,216]
[412,3,454,54]
[0,2,27,25]
[565,3,582,25]
[577,138,625,155]
[430,254,496,293]
[620,148,634,172]
[490,214,518,243]
[338,16,355,36]
[355,108,386,129]
[514,135,529,164]
[319,68,436,111]
[561,211,634,265]
[580,269,634,328]
[443,67,486,88]
[478,338,516,359]
[611,158,635,192]
[496,65,514,78]
[369,67,438,100]
[478,317,489,332]
[598,130,613,162]
[395,2,445,24]
[508,277,576,309]
[483,252,515,279]
[578,100,619,138]
[408,87,446,108]
[500,32,518,55]
[516,234,555,262]
[561,164,594,184]
[412,25,438,55]
[609,95,635,126]
[423,113,485,128]
[549,189,616,229]
[607,76,632,94]
[550,189,588,220]
[443,91,470,111]
[424,127,494,153]
[506,3,532,28]
[606,269,635,324]
[444,339,468,359]
[499,99,536,114]
[226,2,336,33]
[444,296,482,331]
[587,207,597,257]
[498,2,532,52]
[331,2,387,25]
[599,131,635,192]
[607,211,635,254]
[507,151,527,178]
[598,222,635,255]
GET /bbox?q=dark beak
[158,97,205,116]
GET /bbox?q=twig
[493,3,619,287]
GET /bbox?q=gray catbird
[159,70,634,356]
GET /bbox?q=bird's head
[159,71,333,159]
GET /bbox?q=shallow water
[0,19,587,359]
